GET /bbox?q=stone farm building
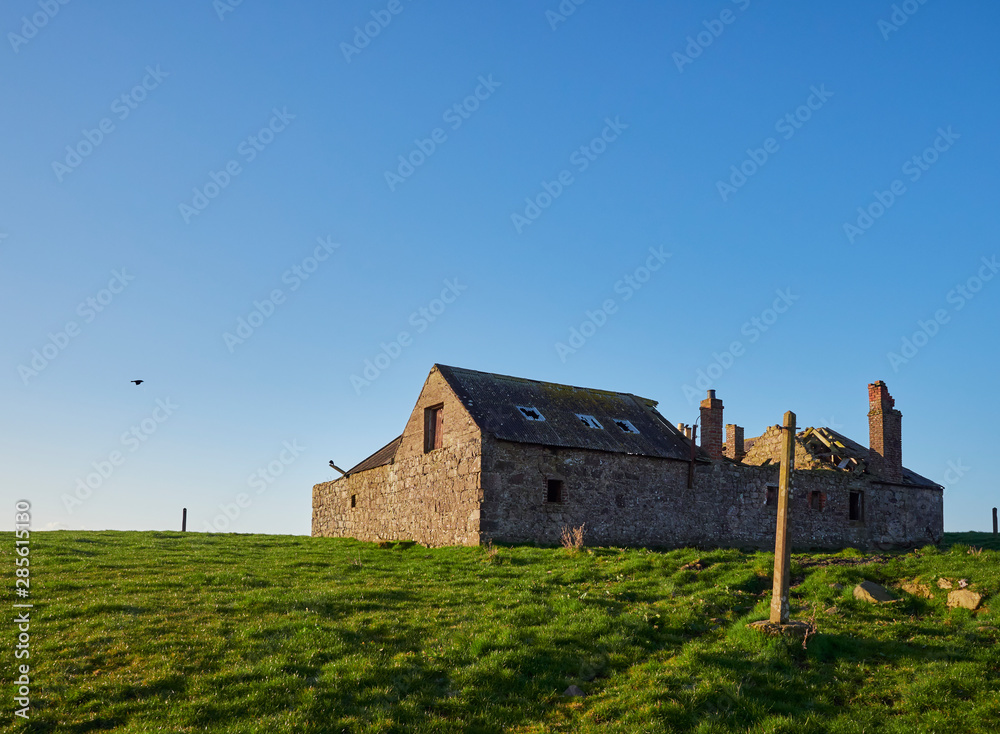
[312,365,943,550]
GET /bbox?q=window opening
[546,479,563,503]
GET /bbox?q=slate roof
[345,435,401,476]
[820,428,941,489]
[435,364,701,461]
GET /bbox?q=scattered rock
[958,579,970,589]
[937,578,953,590]
[680,559,705,571]
[853,581,898,604]
[563,685,586,697]
[947,589,983,610]
[901,580,933,598]
[824,606,839,615]
[828,583,844,590]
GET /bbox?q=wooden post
[770,411,796,625]
[993,507,997,536]
[182,508,187,533]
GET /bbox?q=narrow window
[517,406,545,421]
[350,495,356,508]
[808,491,824,511]
[849,491,864,522]
[424,404,444,453]
[576,414,603,429]
[546,479,563,504]
[766,485,778,506]
[613,419,639,434]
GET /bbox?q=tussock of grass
[3,531,998,733]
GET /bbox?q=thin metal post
[182,507,187,533]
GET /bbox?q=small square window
[546,479,563,504]
[517,406,545,421]
[350,495,356,508]
[576,414,603,429]
[808,491,825,511]
[849,491,864,522]
[613,419,639,434]
[766,485,778,506]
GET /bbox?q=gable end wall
[311,367,483,546]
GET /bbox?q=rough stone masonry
[312,366,942,550]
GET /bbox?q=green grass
[3,531,998,733]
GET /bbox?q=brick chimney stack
[725,424,745,462]
[868,381,902,483]
[700,390,724,460]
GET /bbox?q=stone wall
[742,425,831,470]
[479,437,942,550]
[311,367,483,546]
[312,369,942,550]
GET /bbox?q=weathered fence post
[993,507,997,536]
[769,411,796,625]
[182,508,187,533]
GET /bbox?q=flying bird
[131,380,144,385]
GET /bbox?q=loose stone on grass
[947,589,983,610]
[563,685,586,697]
[900,580,933,598]
[937,578,954,589]
[853,581,898,604]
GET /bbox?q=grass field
[3,531,998,733]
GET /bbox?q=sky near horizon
[1,1,997,536]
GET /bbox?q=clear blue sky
[1,1,997,535]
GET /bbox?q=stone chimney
[725,424,745,462]
[868,381,902,483]
[700,390,724,460]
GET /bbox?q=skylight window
[516,406,545,421]
[613,419,639,434]
[576,414,603,429]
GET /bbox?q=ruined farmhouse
[312,365,943,550]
